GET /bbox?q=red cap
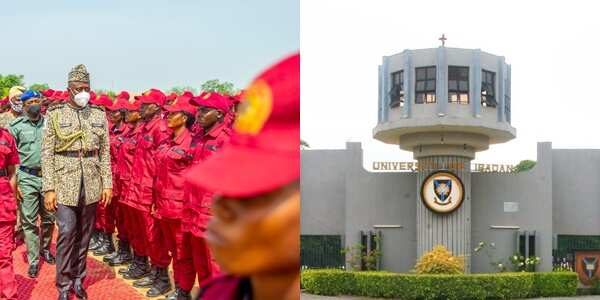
[191,92,230,113]
[0,96,8,105]
[164,95,197,115]
[124,100,141,111]
[166,92,178,102]
[186,53,299,198]
[229,90,244,105]
[92,94,113,107]
[60,91,70,101]
[42,89,55,98]
[107,98,129,111]
[116,91,130,101]
[136,89,166,106]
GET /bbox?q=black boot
[123,255,150,280]
[94,233,115,256]
[104,238,125,262]
[146,267,172,297]
[163,285,191,300]
[109,244,132,266]
[133,264,158,287]
[88,230,103,251]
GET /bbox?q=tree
[514,160,536,173]
[0,74,25,98]
[28,83,49,92]
[167,86,198,95]
[200,79,236,96]
[95,89,117,99]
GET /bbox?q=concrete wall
[553,149,600,235]
[471,142,553,272]
[300,141,599,273]
[300,149,346,235]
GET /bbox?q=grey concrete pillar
[416,155,472,272]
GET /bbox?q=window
[389,70,404,108]
[481,70,496,107]
[415,66,436,104]
[448,66,469,104]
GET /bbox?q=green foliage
[95,89,117,99]
[28,83,49,92]
[340,236,382,271]
[167,86,198,95]
[200,79,236,96]
[0,74,25,97]
[531,272,578,297]
[301,269,578,299]
[473,241,508,272]
[414,245,464,274]
[514,160,536,173]
[509,253,541,272]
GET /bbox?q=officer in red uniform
[153,94,197,300]
[110,99,142,267]
[0,127,19,300]
[189,53,300,300]
[121,89,172,297]
[92,92,130,260]
[89,93,122,256]
[174,92,232,299]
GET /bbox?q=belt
[19,166,42,177]
[0,168,6,177]
[57,150,99,158]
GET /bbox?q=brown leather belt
[0,168,6,177]
[57,150,99,158]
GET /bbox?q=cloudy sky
[0,0,298,92]
[301,0,600,170]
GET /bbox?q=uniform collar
[24,116,44,127]
[205,121,227,138]
[144,114,161,130]
[172,128,191,145]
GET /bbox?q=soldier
[0,126,20,300]
[109,99,143,267]
[42,64,113,300]
[173,92,231,300]
[0,86,24,128]
[120,89,172,297]
[191,54,300,300]
[153,94,198,300]
[8,90,56,279]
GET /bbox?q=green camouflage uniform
[8,116,55,265]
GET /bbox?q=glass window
[482,69,496,107]
[389,70,404,108]
[415,66,436,104]
[448,66,469,104]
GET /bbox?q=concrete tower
[373,45,516,271]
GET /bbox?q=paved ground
[301,292,600,300]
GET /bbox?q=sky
[0,0,299,93]
[301,0,600,171]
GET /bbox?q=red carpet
[12,239,144,300]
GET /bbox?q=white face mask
[73,91,90,107]
[9,98,22,113]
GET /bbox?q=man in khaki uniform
[41,64,112,300]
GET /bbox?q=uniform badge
[234,79,272,135]
[143,135,153,142]
[583,257,598,281]
[59,122,72,128]
[91,123,104,128]
[0,140,7,146]
[207,145,218,151]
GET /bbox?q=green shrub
[301,269,578,299]
[531,272,578,297]
[301,269,357,295]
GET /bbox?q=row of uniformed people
[0,52,299,300]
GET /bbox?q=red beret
[116,91,130,101]
[164,95,197,115]
[42,89,55,98]
[191,92,230,113]
[137,89,166,106]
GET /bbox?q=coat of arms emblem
[420,171,465,214]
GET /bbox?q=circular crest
[420,170,465,214]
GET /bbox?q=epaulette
[47,103,65,112]
[8,116,25,127]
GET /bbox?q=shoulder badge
[47,103,65,112]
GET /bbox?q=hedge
[301,269,578,299]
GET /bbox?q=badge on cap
[234,79,272,135]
